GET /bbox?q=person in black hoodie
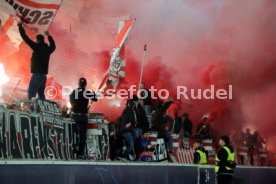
[18,22,56,100]
[215,135,236,184]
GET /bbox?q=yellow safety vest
[195,149,208,164]
[215,146,235,173]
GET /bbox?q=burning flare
[0,63,9,85]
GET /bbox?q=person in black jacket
[169,112,182,134]
[215,135,236,184]
[139,82,152,117]
[120,100,137,159]
[182,113,193,137]
[18,22,56,100]
[132,95,149,137]
[70,78,97,159]
[196,116,210,139]
[151,98,174,153]
[109,123,122,160]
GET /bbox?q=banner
[0,108,76,160]
[38,100,63,129]
[0,102,110,161]
[0,0,63,46]
[87,114,109,160]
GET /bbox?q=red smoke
[1,0,276,155]
[91,49,177,120]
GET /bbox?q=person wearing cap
[70,77,97,159]
[193,139,208,164]
[215,135,236,184]
[18,22,56,100]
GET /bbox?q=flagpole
[138,44,147,90]
[48,0,65,31]
[7,78,21,104]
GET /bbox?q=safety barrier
[0,160,275,184]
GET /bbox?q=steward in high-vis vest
[215,135,236,184]
[193,139,208,164]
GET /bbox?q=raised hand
[125,123,132,128]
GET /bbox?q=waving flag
[98,19,136,93]
[0,0,63,47]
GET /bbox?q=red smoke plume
[1,0,276,154]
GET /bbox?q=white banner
[0,0,63,46]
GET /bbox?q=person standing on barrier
[193,139,208,164]
[18,22,56,100]
[70,78,97,159]
[215,135,236,184]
